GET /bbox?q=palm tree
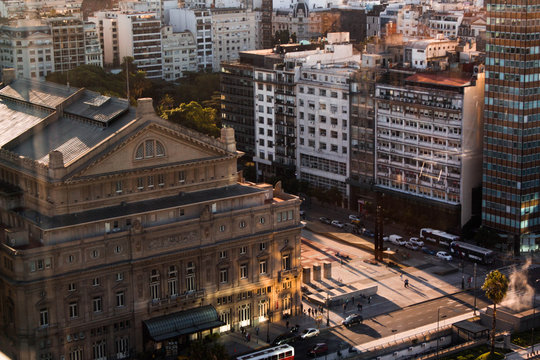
[482,270,509,357]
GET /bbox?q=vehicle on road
[237,344,294,360]
[422,247,436,255]
[420,228,459,247]
[389,235,406,246]
[409,237,424,247]
[342,314,363,326]
[436,251,453,261]
[404,242,419,250]
[319,217,331,224]
[383,236,389,242]
[362,228,375,237]
[331,220,344,228]
[300,328,320,339]
[349,214,361,222]
[307,343,328,357]
[449,241,494,264]
[272,332,298,346]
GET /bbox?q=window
[259,260,267,274]
[150,270,160,300]
[219,225,226,232]
[93,296,102,312]
[115,181,122,194]
[186,262,195,292]
[137,177,144,189]
[92,277,100,286]
[220,269,228,283]
[135,139,165,159]
[240,246,247,254]
[282,254,291,270]
[147,176,154,188]
[168,266,178,296]
[178,171,186,183]
[219,251,227,259]
[239,220,246,228]
[116,291,125,307]
[39,308,49,327]
[259,242,266,251]
[240,264,248,279]
[115,337,129,359]
[92,340,106,360]
[116,272,124,281]
[259,217,265,224]
[69,302,78,319]
[158,174,165,186]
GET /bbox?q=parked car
[436,251,453,261]
[422,247,436,255]
[389,235,406,246]
[363,229,375,238]
[342,314,363,327]
[272,332,298,346]
[319,217,331,224]
[307,343,329,357]
[349,214,361,222]
[300,328,320,339]
[404,242,419,250]
[331,220,344,228]
[409,237,424,247]
[383,236,389,242]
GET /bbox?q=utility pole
[473,262,477,316]
[326,292,330,327]
[374,192,384,261]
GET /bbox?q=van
[388,235,405,246]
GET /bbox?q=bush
[475,352,504,360]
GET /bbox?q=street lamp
[326,292,330,327]
[531,279,539,354]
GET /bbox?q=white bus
[236,344,294,360]
[449,241,495,264]
[419,228,460,247]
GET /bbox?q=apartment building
[211,8,257,71]
[169,8,213,71]
[0,73,302,360]
[428,12,463,39]
[83,21,103,68]
[161,25,197,80]
[296,65,355,196]
[374,70,485,229]
[273,1,310,41]
[349,55,386,205]
[404,37,459,70]
[89,11,120,66]
[117,12,162,79]
[0,19,54,80]
[47,17,86,73]
[482,0,540,252]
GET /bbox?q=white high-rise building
[161,25,197,80]
[84,21,103,68]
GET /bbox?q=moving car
[307,343,328,357]
[409,237,424,247]
[331,220,344,228]
[422,247,436,255]
[342,314,363,327]
[349,214,361,222]
[404,242,419,250]
[300,328,320,339]
[436,251,453,261]
[319,217,331,224]
[272,332,299,346]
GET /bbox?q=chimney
[2,68,15,85]
[136,98,155,118]
[221,127,237,153]
[48,150,67,179]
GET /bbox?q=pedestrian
[400,273,403,280]
[368,296,372,304]
[247,333,251,342]
[286,320,289,329]
[352,296,354,305]
[308,308,311,317]
[343,303,347,313]
[404,279,409,288]
[357,304,362,311]
[256,327,259,336]
[468,276,472,288]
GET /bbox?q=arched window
[135,140,166,160]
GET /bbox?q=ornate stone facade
[0,78,302,360]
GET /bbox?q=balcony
[148,289,205,313]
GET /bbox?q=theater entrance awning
[143,305,225,342]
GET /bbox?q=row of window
[39,291,126,326]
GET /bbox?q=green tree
[162,101,220,137]
[273,29,291,45]
[187,337,230,360]
[482,270,509,357]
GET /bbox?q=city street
[290,291,489,359]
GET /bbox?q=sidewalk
[506,346,540,359]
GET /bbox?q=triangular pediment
[73,122,229,178]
